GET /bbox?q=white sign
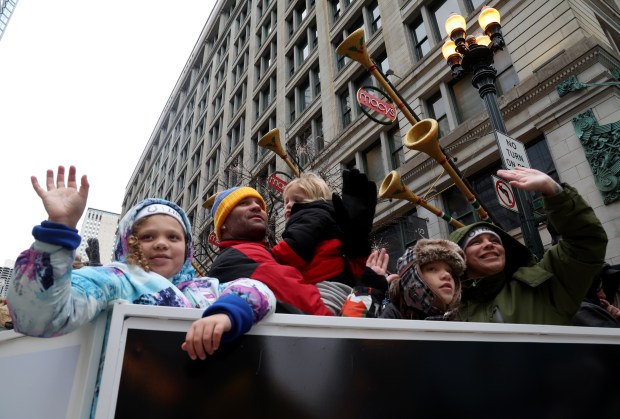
[495,131,531,169]
[492,175,518,213]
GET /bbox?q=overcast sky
[0,0,217,265]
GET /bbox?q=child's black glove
[332,169,377,257]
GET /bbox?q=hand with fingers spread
[31,165,89,228]
[182,313,232,360]
[366,248,399,283]
[497,167,561,197]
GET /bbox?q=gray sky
[0,0,216,265]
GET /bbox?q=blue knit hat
[211,186,266,240]
[113,198,195,285]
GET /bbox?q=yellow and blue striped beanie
[211,186,266,240]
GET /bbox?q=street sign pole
[493,130,545,259]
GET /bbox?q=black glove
[332,169,377,257]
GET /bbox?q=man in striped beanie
[206,186,333,316]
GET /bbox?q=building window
[289,94,296,122]
[191,145,203,173]
[340,90,352,128]
[310,24,318,49]
[430,0,460,41]
[229,120,241,154]
[206,149,220,181]
[287,52,296,77]
[300,79,311,113]
[388,126,405,169]
[451,74,484,123]
[176,171,186,194]
[493,49,519,95]
[298,37,310,63]
[315,115,324,151]
[371,211,425,273]
[209,117,222,148]
[330,0,341,24]
[410,17,430,61]
[363,140,386,185]
[374,50,389,75]
[189,177,199,203]
[466,0,485,12]
[286,112,324,168]
[226,153,244,188]
[368,1,381,34]
[333,35,346,71]
[255,75,276,120]
[288,125,313,168]
[428,92,449,139]
[312,67,321,96]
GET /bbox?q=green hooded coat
[448,184,607,325]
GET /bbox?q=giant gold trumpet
[403,131,489,222]
[337,28,490,223]
[336,28,437,140]
[258,128,300,177]
[379,171,464,228]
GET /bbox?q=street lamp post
[442,7,545,260]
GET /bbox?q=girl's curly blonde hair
[124,217,151,272]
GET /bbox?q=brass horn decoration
[202,192,218,210]
[337,28,490,223]
[403,129,490,222]
[258,128,300,177]
[379,171,464,228]
[336,28,436,140]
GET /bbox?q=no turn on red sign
[494,131,531,169]
[492,175,518,213]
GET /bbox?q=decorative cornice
[503,47,619,119]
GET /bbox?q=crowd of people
[5,163,613,361]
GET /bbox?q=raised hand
[31,165,89,228]
[332,169,378,257]
[497,167,561,196]
[181,313,232,360]
[366,248,399,283]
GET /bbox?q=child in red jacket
[271,172,388,316]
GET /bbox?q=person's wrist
[48,216,78,229]
[541,181,563,197]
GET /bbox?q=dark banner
[116,329,620,419]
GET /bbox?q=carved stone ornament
[572,109,620,204]
[557,71,620,97]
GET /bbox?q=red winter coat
[209,239,333,316]
[271,201,365,286]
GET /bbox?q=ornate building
[123,0,620,271]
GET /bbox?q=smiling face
[463,233,506,278]
[134,214,187,279]
[221,197,267,241]
[419,260,457,305]
[283,185,309,220]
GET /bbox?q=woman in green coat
[449,167,608,325]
